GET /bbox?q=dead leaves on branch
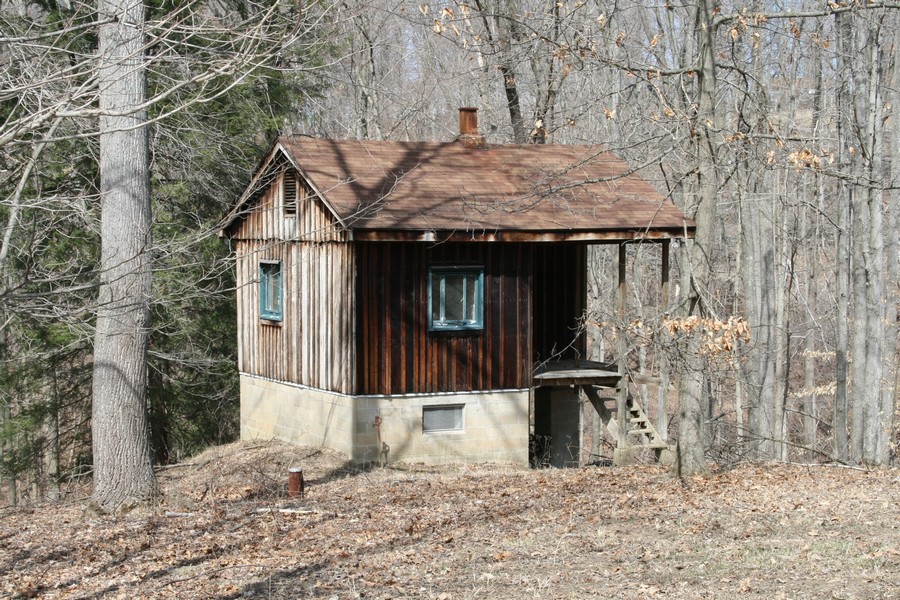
[787,148,824,170]
[626,315,750,357]
[663,315,750,356]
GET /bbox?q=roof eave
[219,140,286,237]
[350,226,695,243]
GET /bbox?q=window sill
[428,328,484,338]
[422,429,466,436]
[260,318,283,327]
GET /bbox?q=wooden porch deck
[532,359,621,387]
[532,359,663,388]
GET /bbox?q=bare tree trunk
[772,186,789,461]
[734,176,747,442]
[49,369,61,501]
[861,21,885,464]
[91,0,156,511]
[882,20,900,464]
[530,0,563,134]
[491,0,527,142]
[676,343,706,477]
[832,10,852,463]
[850,182,868,464]
[775,202,794,462]
[737,156,760,450]
[1,402,14,507]
[757,173,778,460]
[676,0,718,477]
[850,189,875,462]
[802,45,826,462]
[458,6,493,112]
[349,5,383,141]
[802,186,819,461]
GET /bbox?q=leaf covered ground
[1,441,897,599]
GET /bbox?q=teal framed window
[428,267,484,331]
[259,261,283,321]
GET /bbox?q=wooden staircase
[584,385,673,465]
[623,396,668,450]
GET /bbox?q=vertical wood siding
[356,242,533,395]
[231,169,346,243]
[532,244,587,362]
[233,170,355,394]
[232,168,589,396]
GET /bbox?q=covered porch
[530,241,675,468]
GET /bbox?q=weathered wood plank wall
[232,168,589,397]
[232,170,355,394]
[356,242,533,395]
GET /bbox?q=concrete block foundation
[240,374,530,466]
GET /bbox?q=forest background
[1,0,898,507]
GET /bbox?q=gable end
[224,145,348,243]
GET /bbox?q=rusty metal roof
[232,136,694,242]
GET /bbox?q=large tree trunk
[860,21,886,464]
[748,191,777,459]
[349,4,383,141]
[91,0,156,511]
[774,196,791,462]
[850,184,868,463]
[529,0,562,135]
[802,45,826,462]
[1,402,14,507]
[801,186,820,461]
[832,10,852,463]
[883,19,900,465]
[675,0,717,477]
[492,0,527,142]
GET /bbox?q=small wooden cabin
[223,109,693,466]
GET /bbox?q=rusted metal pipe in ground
[288,467,304,498]
[374,416,384,468]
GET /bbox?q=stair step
[643,442,670,450]
[624,442,669,451]
[597,390,672,461]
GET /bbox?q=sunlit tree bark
[90,0,155,510]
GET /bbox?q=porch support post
[585,384,612,461]
[661,239,670,309]
[658,240,670,441]
[616,243,628,450]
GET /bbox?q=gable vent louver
[283,171,298,216]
